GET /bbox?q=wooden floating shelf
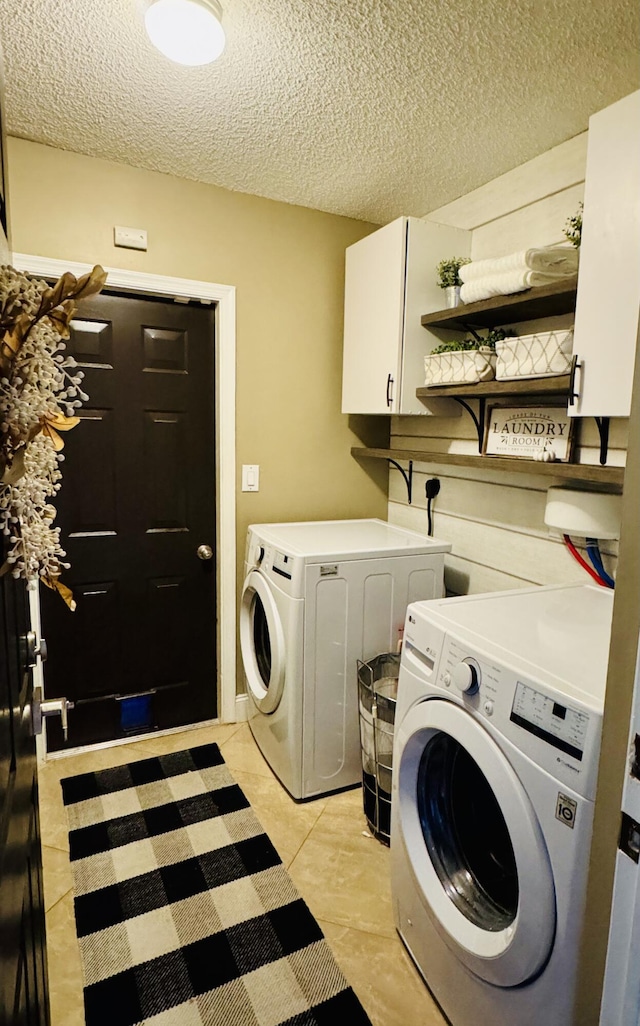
[416,374,572,401]
[420,277,578,331]
[351,446,624,487]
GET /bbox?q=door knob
[197,544,213,560]
[32,684,74,742]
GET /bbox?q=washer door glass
[240,570,286,713]
[418,733,518,933]
[396,698,556,987]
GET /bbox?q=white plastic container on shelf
[495,329,574,380]
[424,346,496,386]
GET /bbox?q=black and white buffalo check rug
[61,742,373,1026]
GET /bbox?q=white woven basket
[424,347,497,386]
[495,330,574,381]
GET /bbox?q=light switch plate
[242,465,260,492]
[114,225,148,251]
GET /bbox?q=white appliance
[599,632,640,1025]
[390,584,614,1026]
[240,518,451,801]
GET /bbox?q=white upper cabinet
[341,216,470,415]
[571,90,640,419]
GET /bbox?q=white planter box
[495,330,574,381]
[424,347,497,386]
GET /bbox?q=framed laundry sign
[483,404,575,462]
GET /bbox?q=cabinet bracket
[387,459,413,504]
[451,398,486,452]
[594,417,610,465]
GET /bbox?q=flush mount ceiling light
[145,0,226,66]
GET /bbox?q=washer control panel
[510,682,589,763]
[429,628,600,799]
[400,599,604,799]
[437,634,503,704]
[451,658,481,695]
[244,531,305,597]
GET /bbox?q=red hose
[563,534,609,587]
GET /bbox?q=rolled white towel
[460,270,569,305]
[459,246,578,284]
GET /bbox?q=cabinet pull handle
[386,374,394,408]
[568,355,580,407]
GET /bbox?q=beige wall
[7,137,390,688]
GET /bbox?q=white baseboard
[235,693,249,721]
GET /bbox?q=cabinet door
[400,218,471,415]
[341,217,471,415]
[571,90,640,418]
[341,217,406,414]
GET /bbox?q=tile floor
[39,720,447,1026]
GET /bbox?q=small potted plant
[436,256,471,308]
[424,328,517,386]
[563,202,583,248]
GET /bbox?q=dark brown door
[0,576,50,1026]
[40,292,217,751]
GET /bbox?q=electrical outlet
[114,225,148,251]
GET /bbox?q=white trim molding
[14,253,238,728]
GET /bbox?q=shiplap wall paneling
[469,183,585,260]
[387,461,618,596]
[427,134,588,232]
[388,463,619,562]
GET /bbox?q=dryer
[390,583,614,1026]
[240,519,451,800]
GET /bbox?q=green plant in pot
[436,256,471,308]
[563,202,583,248]
[431,327,517,356]
[425,328,518,387]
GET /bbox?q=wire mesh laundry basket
[357,652,400,846]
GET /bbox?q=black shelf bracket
[387,459,413,503]
[451,397,486,452]
[594,417,611,465]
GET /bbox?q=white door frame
[14,253,237,728]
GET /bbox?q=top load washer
[390,583,614,1026]
[240,518,451,800]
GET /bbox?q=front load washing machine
[240,518,451,800]
[390,583,614,1026]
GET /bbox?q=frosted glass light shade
[145,0,226,66]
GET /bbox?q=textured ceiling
[0,0,638,224]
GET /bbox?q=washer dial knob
[452,658,481,695]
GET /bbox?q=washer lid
[396,698,556,987]
[408,584,613,706]
[248,518,451,560]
